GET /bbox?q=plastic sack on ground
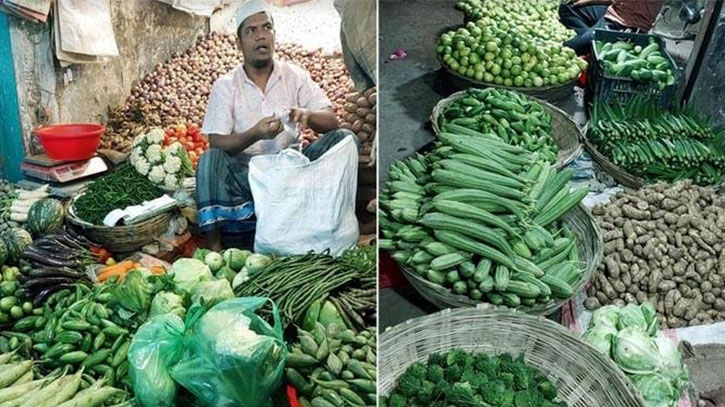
[128,313,185,407]
[249,134,359,256]
[170,297,288,407]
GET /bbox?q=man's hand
[298,131,318,149]
[290,108,311,129]
[251,116,283,140]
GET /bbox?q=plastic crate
[586,29,680,109]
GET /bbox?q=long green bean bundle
[74,164,164,225]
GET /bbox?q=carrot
[97,261,134,282]
[151,265,165,275]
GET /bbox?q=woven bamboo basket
[431,90,583,169]
[66,194,173,253]
[397,204,603,315]
[437,52,578,104]
[583,131,646,188]
[380,307,647,407]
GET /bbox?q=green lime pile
[437,2,587,88]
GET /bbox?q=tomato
[195,147,205,156]
[179,136,188,144]
[186,142,196,151]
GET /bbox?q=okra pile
[595,38,675,90]
[0,351,127,406]
[2,284,134,391]
[286,322,377,407]
[438,88,558,163]
[589,97,725,185]
[380,111,589,309]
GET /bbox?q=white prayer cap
[236,0,273,30]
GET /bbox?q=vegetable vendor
[559,0,664,55]
[196,0,358,251]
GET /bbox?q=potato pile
[340,87,376,157]
[102,33,355,153]
[585,181,725,328]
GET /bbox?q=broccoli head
[446,348,470,367]
[428,352,446,367]
[389,393,407,407]
[408,362,428,379]
[499,372,515,389]
[502,355,536,390]
[481,380,508,405]
[444,364,463,382]
[446,383,480,407]
[538,379,558,400]
[417,380,436,401]
[397,373,422,397]
[427,364,445,383]
[473,352,500,379]
[514,389,544,407]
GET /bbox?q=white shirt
[202,59,332,156]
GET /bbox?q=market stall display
[380,307,648,407]
[379,119,601,314]
[586,97,725,187]
[431,88,583,167]
[582,303,689,407]
[585,181,725,328]
[128,128,195,189]
[0,184,51,228]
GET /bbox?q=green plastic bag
[128,313,185,407]
[170,297,288,407]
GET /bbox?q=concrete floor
[378,0,584,331]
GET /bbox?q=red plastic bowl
[35,123,105,161]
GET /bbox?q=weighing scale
[18,154,109,197]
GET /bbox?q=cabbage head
[618,303,648,331]
[631,374,677,407]
[150,291,186,319]
[613,327,660,375]
[589,304,621,329]
[171,258,212,293]
[190,279,234,307]
[582,324,618,355]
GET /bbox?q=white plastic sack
[249,135,359,256]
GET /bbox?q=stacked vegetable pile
[436,16,585,87]
[73,164,164,225]
[235,246,376,330]
[380,123,589,309]
[595,38,675,90]
[454,0,574,43]
[583,303,689,407]
[585,181,725,328]
[381,349,567,407]
[341,87,377,156]
[286,323,376,407]
[437,88,558,163]
[129,128,195,189]
[0,351,128,407]
[190,247,266,289]
[588,98,725,185]
[103,32,354,153]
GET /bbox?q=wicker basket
[397,204,603,316]
[431,90,583,169]
[437,52,578,104]
[380,307,647,407]
[66,195,173,253]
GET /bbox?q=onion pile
[103,33,357,154]
[340,87,376,157]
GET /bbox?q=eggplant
[21,250,78,268]
[22,276,78,290]
[27,267,87,280]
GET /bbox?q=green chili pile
[74,164,164,225]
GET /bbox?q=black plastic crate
[586,29,680,109]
